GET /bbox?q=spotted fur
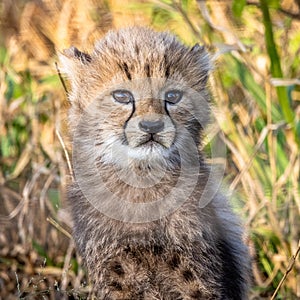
[60,27,251,299]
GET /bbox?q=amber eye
[165,90,183,104]
[112,90,133,104]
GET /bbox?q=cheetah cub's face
[111,86,178,150]
[59,27,211,166]
[104,77,189,162]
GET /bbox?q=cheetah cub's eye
[112,90,134,104]
[165,90,183,104]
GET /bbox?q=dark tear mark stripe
[126,101,135,125]
[122,100,136,145]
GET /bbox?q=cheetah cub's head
[59,27,211,167]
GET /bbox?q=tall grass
[0,0,299,299]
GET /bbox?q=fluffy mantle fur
[60,27,251,299]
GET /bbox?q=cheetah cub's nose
[138,119,164,134]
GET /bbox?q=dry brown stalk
[56,129,74,181]
[47,217,72,240]
[270,241,300,300]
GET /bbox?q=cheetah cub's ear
[58,46,91,90]
[190,43,211,86]
[190,43,204,52]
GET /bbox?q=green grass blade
[259,0,298,144]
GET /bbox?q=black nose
[138,120,164,134]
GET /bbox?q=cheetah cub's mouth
[139,133,163,148]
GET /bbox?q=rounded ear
[190,43,211,85]
[190,43,205,53]
[58,46,91,80]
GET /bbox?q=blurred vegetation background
[0,0,299,299]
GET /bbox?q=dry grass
[0,0,299,299]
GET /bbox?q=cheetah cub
[59,27,251,299]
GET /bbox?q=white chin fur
[97,135,169,168]
[127,143,166,160]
